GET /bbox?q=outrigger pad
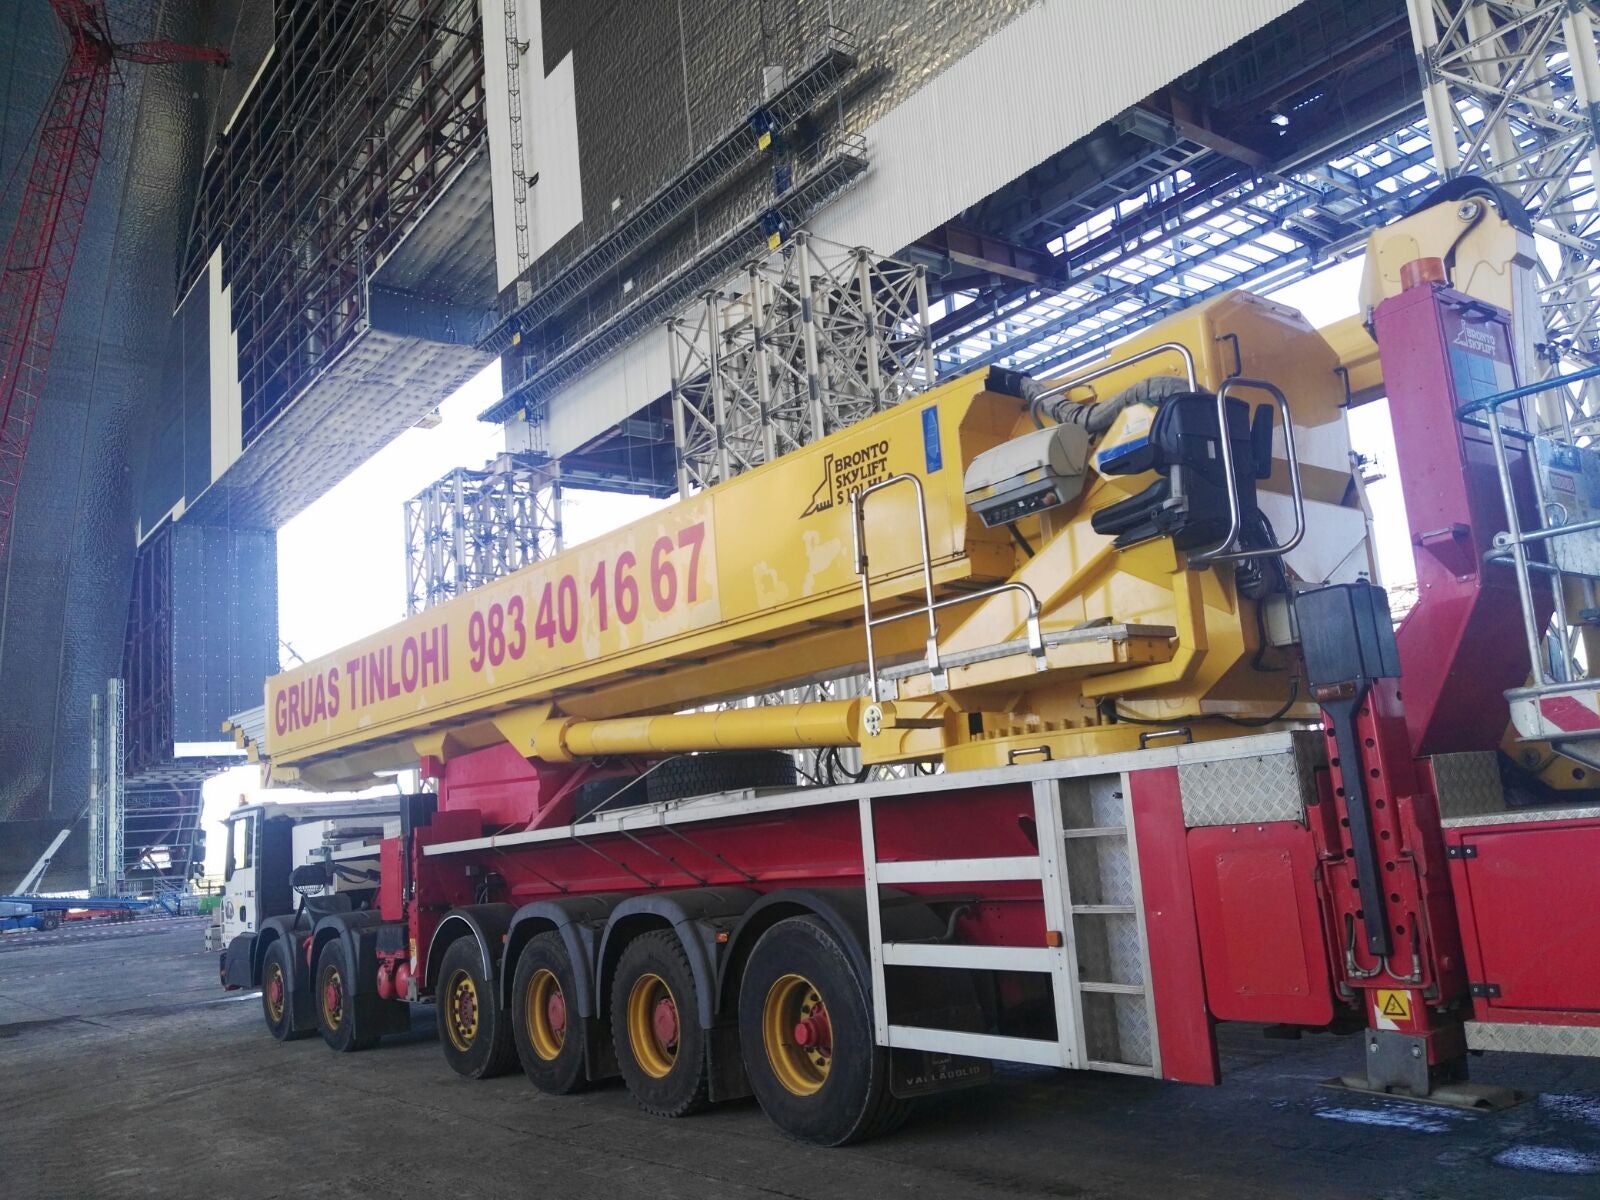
[1320,1073,1528,1113]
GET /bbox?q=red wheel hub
[323,980,342,1019]
[267,976,283,1008]
[547,989,567,1035]
[792,1001,831,1052]
[651,995,679,1047]
[457,988,476,1027]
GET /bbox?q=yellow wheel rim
[526,967,566,1061]
[264,961,286,1024]
[319,963,345,1030]
[626,972,679,1079]
[763,973,831,1097]
[444,969,480,1053]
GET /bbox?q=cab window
[225,814,255,881]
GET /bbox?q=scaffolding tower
[405,452,562,613]
[667,231,934,494]
[1408,0,1600,415]
[664,233,934,780]
[87,680,124,897]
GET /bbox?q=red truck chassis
[223,262,1600,1146]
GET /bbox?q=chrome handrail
[853,474,944,701]
[851,474,1045,701]
[1188,377,1305,566]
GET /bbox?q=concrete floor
[4,919,1600,1199]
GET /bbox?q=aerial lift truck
[222,178,1600,1145]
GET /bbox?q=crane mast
[0,1,224,564]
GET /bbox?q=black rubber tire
[737,916,910,1146]
[39,910,60,932]
[436,936,517,1079]
[572,774,647,817]
[261,938,309,1042]
[644,751,797,804]
[315,939,377,1052]
[610,930,710,1117]
[511,931,589,1094]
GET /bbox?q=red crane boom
[0,0,226,566]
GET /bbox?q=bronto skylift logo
[801,439,891,517]
[1453,321,1499,356]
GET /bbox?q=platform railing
[1458,362,1600,694]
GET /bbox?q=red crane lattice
[0,1,226,565]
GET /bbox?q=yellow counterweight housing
[263,289,1354,787]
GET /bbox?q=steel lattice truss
[668,232,935,493]
[931,2,1600,392]
[87,681,123,896]
[933,120,1443,379]
[665,233,935,777]
[0,27,108,569]
[405,453,562,614]
[1410,0,1600,411]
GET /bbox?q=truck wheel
[737,916,909,1145]
[261,938,308,1041]
[645,751,796,804]
[610,930,709,1117]
[437,937,516,1079]
[316,939,377,1052]
[511,932,588,1094]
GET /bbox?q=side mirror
[290,863,332,890]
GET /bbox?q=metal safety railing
[852,474,1045,702]
[1458,362,1600,693]
[1188,377,1306,566]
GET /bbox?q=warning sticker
[1374,989,1412,1030]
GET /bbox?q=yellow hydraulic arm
[261,291,1358,788]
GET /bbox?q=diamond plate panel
[1443,803,1600,829]
[1065,836,1135,907]
[1178,731,1324,827]
[1074,911,1146,987]
[1081,991,1120,1063]
[1113,992,1154,1067]
[1061,774,1127,829]
[1081,991,1153,1068]
[1429,751,1505,820]
[1465,1021,1600,1057]
[1105,911,1145,986]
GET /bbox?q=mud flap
[889,1048,991,1099]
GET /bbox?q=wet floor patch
[1491,1144,1600,1175]
[1538,1093,1600,1130]
[1312,1105,1458,1133]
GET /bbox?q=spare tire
[645,751,798,804]
[572,774,648,817]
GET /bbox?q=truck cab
[218,797,401,980]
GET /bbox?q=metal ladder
[858,772,1160,1076]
